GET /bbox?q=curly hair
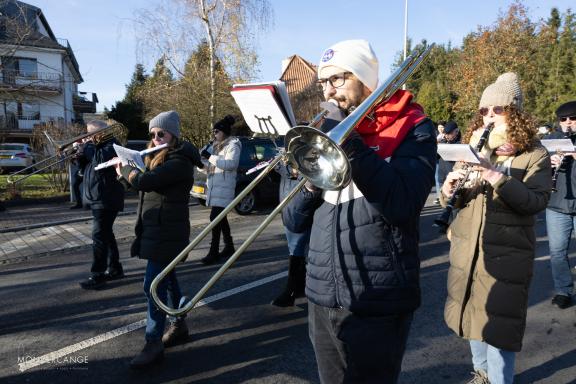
[461,105,538,153]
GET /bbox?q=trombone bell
[285,126,351,190]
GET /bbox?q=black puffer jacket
[120,141,203,263]
[285,119,437,316]
[82,138,124,211]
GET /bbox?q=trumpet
[7,122,127,184]
[433,122,495,233]
[150,44,434,316]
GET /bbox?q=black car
[191,136,282,215]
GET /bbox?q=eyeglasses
[560,116,576,122]
[149,130,166,139]
[479,106,505,116]
[317,72,352,90]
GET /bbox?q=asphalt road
[0,203,575,383]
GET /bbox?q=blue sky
[27,0,574,112]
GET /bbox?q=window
[1,57,38,78]
[17,103,40,120]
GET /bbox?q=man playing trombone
[284,39,437,383]
[78,120,125,289]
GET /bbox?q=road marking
[18,271,287,372]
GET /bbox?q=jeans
[143,260,183,341]
[435,161,442,199]
[470,340,515,384]
[545,209,575,296]
[285,227,310,257]
[90,209,120,274]
[308,301,413,384]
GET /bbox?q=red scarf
[356,89,426,159]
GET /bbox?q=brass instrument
[6,122,127,185]
[433,122,495,233]
[150,44,434,316]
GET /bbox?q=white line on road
[18,271,287,372]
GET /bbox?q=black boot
[129,340,164,369]
[201,241,221,265]
[271,256,306,307]
[219,234,235,259]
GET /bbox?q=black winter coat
[285,119,437,316]
[81,139,125,211]
[120,141,203,264]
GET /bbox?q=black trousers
[308,301,413,384]
[209,206,231,248]
[91,209,120,274]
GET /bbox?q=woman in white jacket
[200,115,242,264]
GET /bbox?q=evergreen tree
[108,64,149,139]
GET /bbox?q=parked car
[191,136,282,215]
[0,143,37,174]
[125,139,149,152]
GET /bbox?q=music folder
[231,81,296,136]
[437,144,482,164]
[541,138,575,153]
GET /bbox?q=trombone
[6,123,126,185]
[151,44,434,316]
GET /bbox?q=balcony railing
[73,93,97,114]
[0,70,63,93]
[0,115,65,132]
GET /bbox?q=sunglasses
[213,129,221,134]
[560,116,576,122]
[149,131,166,139]
[479,106,505,116]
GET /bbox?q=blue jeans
[545,209,575,296]
[435,161,442,200]
[285,227,310,257]
[309,302,413,384]
[91,209,120,274]
[143,260,183,341]
[470,340,515,384]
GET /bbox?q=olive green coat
[443,144,551,352]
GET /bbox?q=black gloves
[341,129,368,159]
[319,101,346,133]
[201,149,211,160]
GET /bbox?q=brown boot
[162,320,189,347]
[129,340,164,369]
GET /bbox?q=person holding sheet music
[543,100,576,310]
[115,110,203,369]
[200,115,242,265]
[440,73,551,384]
[284,39,437,383]
[78,120,125,290]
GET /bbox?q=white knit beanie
[479,72,523,110]
[318,39,379,91]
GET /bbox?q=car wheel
[234,189,256,215]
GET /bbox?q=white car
[0,143,37,174]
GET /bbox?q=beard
[331,82,368,113]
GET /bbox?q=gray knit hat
[479,72,523,110]
[149,110,180,138]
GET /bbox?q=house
[0,0,97,143]
[279,54,323,124]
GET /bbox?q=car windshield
[0,144,25,151]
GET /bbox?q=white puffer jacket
[204,137,241,207]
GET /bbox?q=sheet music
[437,144,482,164]
[233,81,296,127]
[94,143,168,171]
[541,139,575,153]
[231,87,292,135]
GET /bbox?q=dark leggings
[210,206,231,247]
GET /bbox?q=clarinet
[551,131,572,193]
[434,122,495,233]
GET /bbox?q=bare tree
[134,0,272,127]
